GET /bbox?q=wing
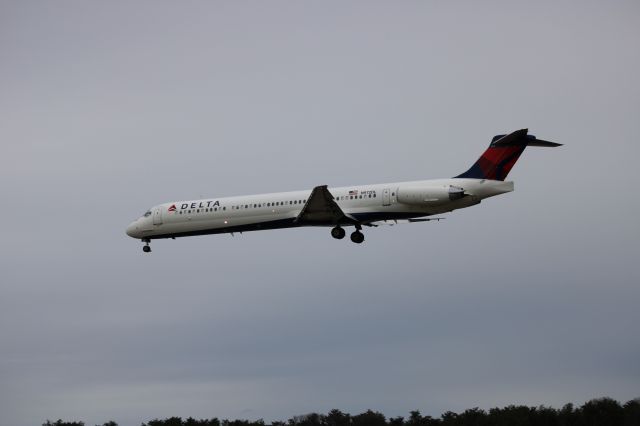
[295,185,356,225]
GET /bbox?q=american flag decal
[349,190,358,196]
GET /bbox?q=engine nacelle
[397,185,466,206]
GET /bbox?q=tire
[350,231,364,244]
[331,227,346,239]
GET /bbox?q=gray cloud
[1,1,639,426]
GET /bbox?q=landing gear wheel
[142,239,151,253]
[331,226,346,240]
[350,231,365,244]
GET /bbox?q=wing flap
[369,217,444,226]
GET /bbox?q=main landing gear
[331,226,346,239]
[350,230,365,244]
[142,239,151,253]
[331,226,365,244]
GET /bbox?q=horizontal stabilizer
[525,139,562,147]
[491,129,562,147]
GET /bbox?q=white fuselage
[126,178,513,240]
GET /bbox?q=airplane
[126,129,560,252]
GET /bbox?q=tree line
[43,397,640,426]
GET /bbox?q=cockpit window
[143,211,152,217]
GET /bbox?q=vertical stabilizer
[455,129,561,181]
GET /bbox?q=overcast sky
[1,1,639,425]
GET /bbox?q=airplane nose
[126,221,139,238]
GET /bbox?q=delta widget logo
[168,204,177,213]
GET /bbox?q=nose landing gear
[142,239,151,253]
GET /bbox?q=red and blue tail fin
[455,129,561,181]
